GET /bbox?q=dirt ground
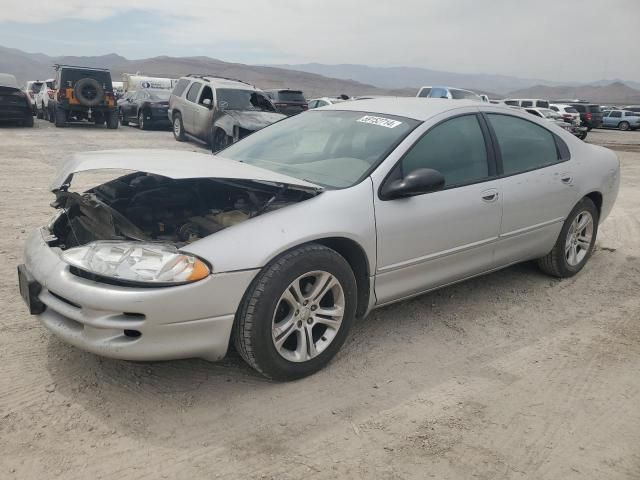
[1,121,639,479]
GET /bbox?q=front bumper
[22,228,258,361]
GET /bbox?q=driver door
[373,113,502,304]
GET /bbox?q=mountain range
[1,46,638,104]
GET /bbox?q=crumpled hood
[50,149,322,192]
[221,110,286,131]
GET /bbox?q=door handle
[561,175,573,185]
[481,189,499,203]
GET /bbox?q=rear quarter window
[418,87,432,98]
[572,105,586,112]
[172,79,190,97]
[536,100,550,108]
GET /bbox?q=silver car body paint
[24,99,620,361]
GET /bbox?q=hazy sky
[0,0,637,82]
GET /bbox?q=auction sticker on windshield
[357,115,402,128]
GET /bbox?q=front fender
[181,179,378,275]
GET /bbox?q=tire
[106,111,119,129]
[211,128,229,153]
[138,111,148,130]
[537,197,599,278]
[120,109,129,126]
[619,121,630,131]
[36,107,43,120]
[54,108,67,128]
[172,113,186,141]
[47,106,54,123]
[578,131,587,140]
[234,244,357,381]
[23,115,34,127]
[74,78,104,107]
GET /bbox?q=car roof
[321,97,489,121]
[0,73,19,88]
[182,75,258,91]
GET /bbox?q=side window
[573,105,585,113]
[172,79,190,97]
[308,100,318,109]
[504,100,518,106]
[317,100,328,107]
[520,100,533,107]
[536,101,549,108]
[550,106,559,112]
[186,82,202,103]
[610,111,622,118]
[488,114,560,176]
[400,115,489,188]
[626,112,637,117]
[417,87,432,98]
[430,87,448,98]
[199,86,213,105]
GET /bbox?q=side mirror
[380,168,445,200]
[202,98,213,108]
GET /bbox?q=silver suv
[168,75,286,152]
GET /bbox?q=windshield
[148,90,171,101]
[220,110,419,188]
[30,82,43,92]
[216,89,276,112]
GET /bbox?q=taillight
[302,104,308,111]
[584,113,592,120]
[47,89,55,99]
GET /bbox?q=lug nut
[307,318,313,325]
[310,305,317,311]
[303,300,308,306]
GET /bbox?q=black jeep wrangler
[49,65,118,128]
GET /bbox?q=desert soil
[1,122,639,479]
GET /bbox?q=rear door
[486,113,578,266]
[608,110,622,128]
[183,82,203,134]
[373,112,502,304]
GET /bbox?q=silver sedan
[19,99,620,380]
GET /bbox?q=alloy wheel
[272,271,345,363]
[565,211,594,267]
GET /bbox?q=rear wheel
[36,106,43,119]
[106,111,119,129]
[24,114,34,127]
[120,109,129,126]
[234,244,357,380]
[54,108,66,128]
[537,197,599,278]
[173,113,185,141]
[619,121,630,131]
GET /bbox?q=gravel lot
[1,121,639,479]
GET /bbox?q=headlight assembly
[61,241,210,285]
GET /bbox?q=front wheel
[234,244,357,381]
[211,128,229,153]
[138,111,148,130]
[537,197,599,278]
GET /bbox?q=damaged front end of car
[44,149,321,284]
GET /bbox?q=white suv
[503,98,550,109]
[34,78,55,121]
[550,104,581,124]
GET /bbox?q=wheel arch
[584,191,603,217]
[312,237,372,317]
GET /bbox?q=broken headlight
[61,241,210,285]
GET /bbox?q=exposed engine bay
[48,172,316,250]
